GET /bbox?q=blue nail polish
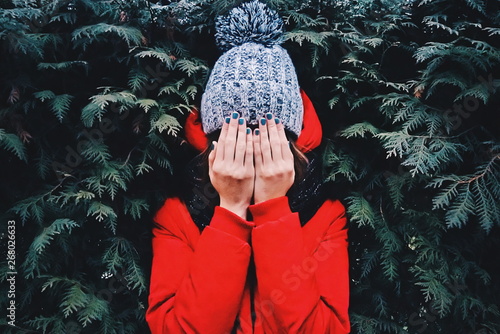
[260,118,266,125]
[225,117,230,124]
[232,112,239,119]
[210,143,214,151]
[266,113,273,120]
[246,128,251,134]
[238,118,244,125]
[255,129,260,135]
[275,118,280,124]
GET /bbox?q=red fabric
[185,108,208,152]
[295,90,323,153]
[184,90,323,153]
[147,196,350,334]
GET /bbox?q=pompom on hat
[200,0,304,136]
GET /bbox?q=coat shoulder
[153,197,200,245]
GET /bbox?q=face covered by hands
[208,112,295,218]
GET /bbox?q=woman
[146,1,350,333]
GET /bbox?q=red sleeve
[249,196,350,334]
[146,198,254,334]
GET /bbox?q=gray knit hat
[200,0,303,136]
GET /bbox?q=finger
[265,113,282,160]
[258,116,272,165]
[244,128,254,170]
[277,121,293,161]
[234,118,247,165]
[208,141,216,164]
[253,128,263,171]
[208,141,217,178]
[224,112,240,161]
[216,116,230,161]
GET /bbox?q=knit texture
[200,0,303,136]
[215,0,284,52]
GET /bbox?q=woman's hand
[253,113,295,204]
[209,112,254,219]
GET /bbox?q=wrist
[219,199,249,219]
[254,190,286,204]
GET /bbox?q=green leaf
[158,79,185,97]
[346,194,377,228]
[464,0,486,13]
[78,295,109,327]
[61,283,90,317]
[0,128,27,161]
[136,99,159,113]
[80,141,112,164]
[10,195,44,224]
[124,198,150,220]
[87,202,118,233]
[102,238,146,294]
[37,61,89,71]
[72,23,144,50]
[81,102,106,127]
[340,122,380,139]
[376,132,465,176]
[135,48,175,68]
[50,94,73,122]
[151,114,181,135]
[34,90,56,102]
[135,160,154,176]
[82,91,136,126]
[174,58,208,77]
[32,219,79,254]
[128,68,149,92]
[284,30,335,48]
[25,316,67,333]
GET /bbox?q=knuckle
[212,165,227,176]
[235,172,249,181]
[261,170,273,178]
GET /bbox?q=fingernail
[225,117,230,124]
[266,113,273,120]
[246,128,251,134]
[232,112,239,119]
[260,118,266,125]
[275,118,280,124]
[238,118,244,125]
[210,143,214,151]
[255,129,260,135]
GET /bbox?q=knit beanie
[200,0,304,136]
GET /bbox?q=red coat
[146,195,350,334]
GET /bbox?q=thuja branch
[458,154,500,184]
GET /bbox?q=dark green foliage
[1,0,499,333]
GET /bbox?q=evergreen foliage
[1,0,499,333]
